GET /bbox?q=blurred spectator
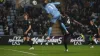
[0,0,100,36]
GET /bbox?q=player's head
[90,20,94,25]
[42,0,48,6]
[44,0,48,3]
[24,12,29,19]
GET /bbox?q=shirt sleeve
[51,2,60,5]
[28,20,31,25]
[45,7,50,14]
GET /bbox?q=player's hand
[94,34,97,36]
[24,32,28,34]
[67,32,69,34]
[66,30,69,34]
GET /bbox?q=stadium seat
[33,32,38,36]
[0,29,3,32]
[0,32,4,35]
[10,10,13,13]
[11,16,15,20]
[17,28,23,35]
[0,25,4,35]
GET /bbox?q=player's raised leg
[46,22,54,40]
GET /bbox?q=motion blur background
[0,0,100,45]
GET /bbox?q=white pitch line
[0,48,36,56]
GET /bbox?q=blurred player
[42,0,69,51]
[23,13,34,50]
[89,20,100,48]
[42,0,69,39]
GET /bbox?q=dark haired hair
[42,0,48,6]
[23,12,29,16]
[23,12,29,19]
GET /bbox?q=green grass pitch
[0,45,100,56]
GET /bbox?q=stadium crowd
[0,0,100,36]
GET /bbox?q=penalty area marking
[0,48,37,56]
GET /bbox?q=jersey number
[48,4,55,10]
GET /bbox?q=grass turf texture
[0,45,100,56]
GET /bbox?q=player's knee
[27,37,30,41]
[23,37,27,41]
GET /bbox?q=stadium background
[0,0,100,56]
[0,0,100,45]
